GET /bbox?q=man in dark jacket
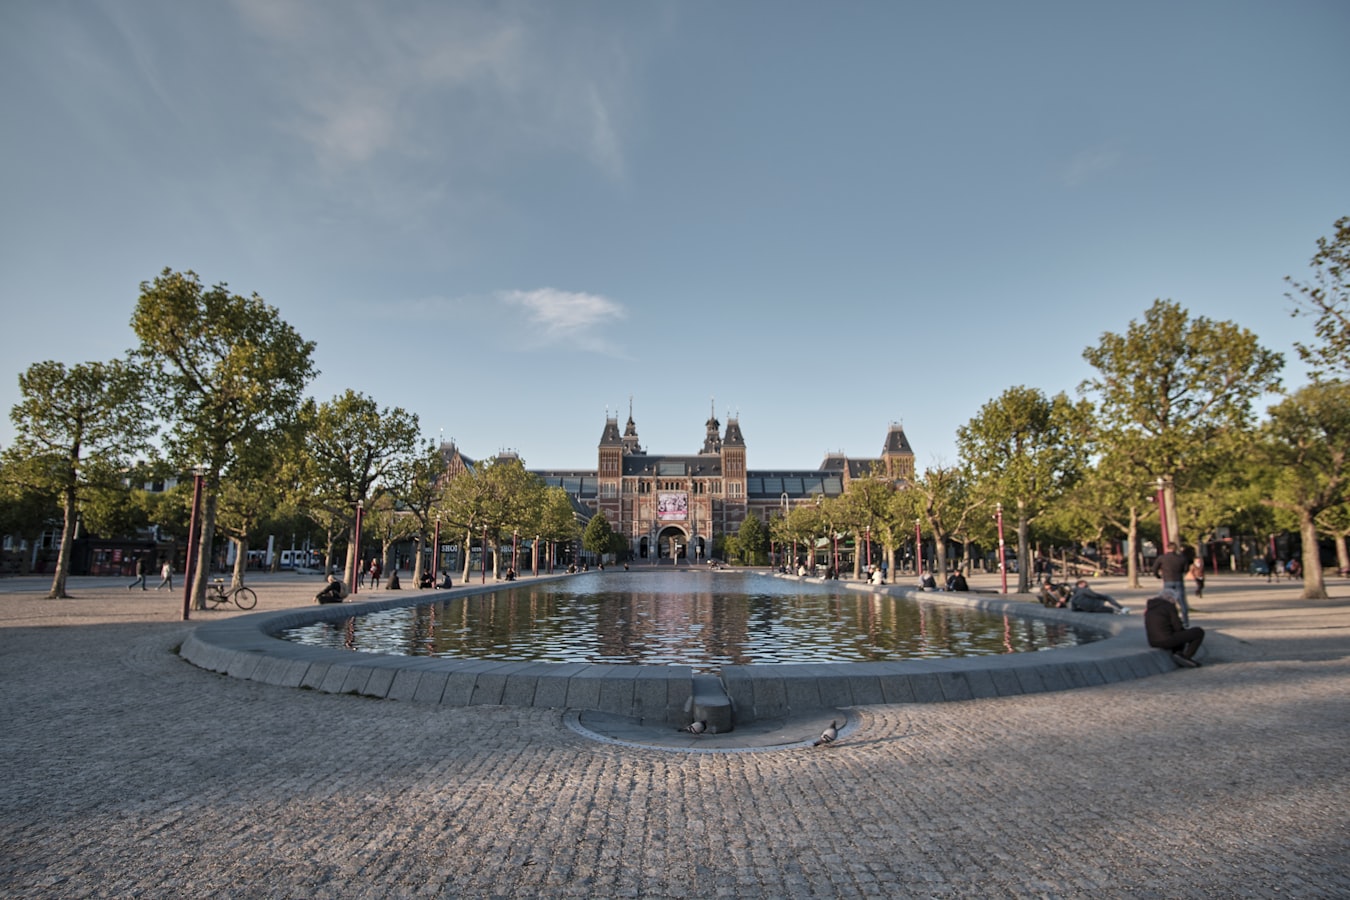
[1145,588,1205,668]
[1154,543,1191,625]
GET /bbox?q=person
[505,567,517,581]
[437,572,454,589]
[155,559,174,591]
[1189,557,1205,599]
[1154,542,1190,625]
[919,572,937,591]
[315,575,345,604]
[1038,580,1069,608]
[946,570,969,591]
[385,568,401,590]
[870,566,884,585]
[1145,587,1205,667]
[128,556,148,591]
[357,559,366,588]
[1069,579,1129,614]
[368,557,383,589]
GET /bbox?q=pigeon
[682,720,708,735]
[813,720,839,747]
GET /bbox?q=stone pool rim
[179,572,1178,728]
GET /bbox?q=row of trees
[0,268,587,607]
[3,217,1347,602]
[733,219,1350,601]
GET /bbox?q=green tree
[2,359,154,597]
[1260,380,1350,599]
[1287,216,1350,380]
[909,465,982,579]
[957,386,1093,593]
[736,513,768,566]
[296,391,420,587]
[583,510,619,562]
[387,441,450,586]
[536,486,582,572]
[1080,299,1283,548]
[132,269,316,608]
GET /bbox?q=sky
[1,0,1347,473]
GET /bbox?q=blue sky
[1,1,1346,471]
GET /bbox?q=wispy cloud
[231,0,632,180]
[499,288,630,356]
[373,288,631,358]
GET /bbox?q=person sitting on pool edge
[315,574,346,604]
[1145,587,1205,668]
[1069,579,1130,614]
[1038,579,1069,608]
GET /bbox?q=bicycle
[205,579,258,610]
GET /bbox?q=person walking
[128,556,148,591]
[155,559,174,591]
[368,557,383,589]
[1189,557,1206,599]
[1154,542,1190,625]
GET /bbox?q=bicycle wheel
[234,587,258,610]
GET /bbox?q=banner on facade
[657,491,688,521]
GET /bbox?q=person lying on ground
[1069,579,1130,614]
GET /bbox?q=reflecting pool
[280,571,1098,674]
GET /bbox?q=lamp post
[351,499,364,595]
[482,524,488,583]
[181,466,205,621]
[914,518,923,577]
[995,502,1007,595]
[1156,477,1169,550]
[431,513,441,584]
[512,529,518,577]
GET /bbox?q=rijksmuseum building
[445,407,915,562]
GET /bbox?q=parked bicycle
[205,579,258,610]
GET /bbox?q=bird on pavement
[813,720,839,747]
[682,720,707,735]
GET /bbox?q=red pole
[915,520,923,577]
[181,470,204,621]
[482,525,488,584]
[996,503,1007,595]
[431,516,441,582]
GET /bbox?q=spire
[622,397,643,455]
[701,398,722,454]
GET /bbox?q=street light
[995,502,1007,595]
[1156,477,1170,550]
[431,513,442,585]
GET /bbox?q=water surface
[281,571,1096,674]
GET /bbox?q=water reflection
[281,571,1095,674]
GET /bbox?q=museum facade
[445,407,915,562]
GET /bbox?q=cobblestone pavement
[1,571,1347,898]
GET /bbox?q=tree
[536,486,581,572]
[957,386,1093,593]
[132,269,316,608]
[583,511,619,562]
[387,441,449,587]
[735,514,768,566]
[1081,299,1283,547]
[3,359,154,597]
[908,465,982,579]
[1260,380,1350,599]
[1288,216,1350,380]
[296,391,420,587]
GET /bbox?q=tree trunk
[48,484,77,599]
[460,529,472,583]
[1162,478,1181,548]
[192,490,219,610]
[1335,531,1349,578]
[932,528,949,580]
[1299,510,1328,600]
[411,528,426,587]
[230,536,247,588]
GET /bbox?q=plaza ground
[0,569,1346,898]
